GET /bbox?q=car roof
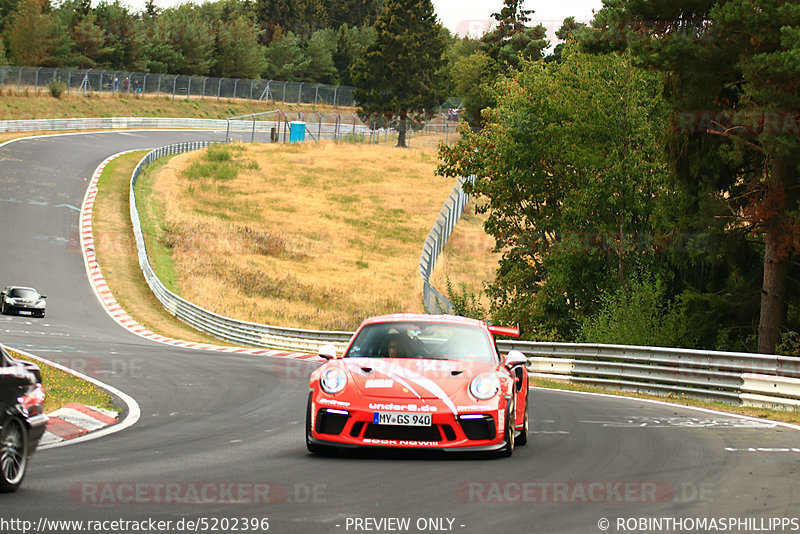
[5,286,38,292]
[359,313,489,329]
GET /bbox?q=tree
[331,23,375,85]
[95,0,143,70]
[70,12,110,69]
[479,0,548,70]
[263,25,309,80]
[456,0,549,130]
[438,48,672,339]
[448,51,492,127]
[547,16,588,63]
[304,28,336,83]
[212,16,266,78]
[584,0,800,354]
[351,0,446,147]
[4,0,71,66]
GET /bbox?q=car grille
[363,424,443,441]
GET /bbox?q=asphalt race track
[2,130,800,534]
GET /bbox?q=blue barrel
[289,121,306,143]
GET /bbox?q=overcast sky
[120,0,605,39]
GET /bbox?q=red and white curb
[81,151,321,362]
[41,403,119,446]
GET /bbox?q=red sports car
[306,314,529,456]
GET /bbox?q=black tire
[305,393,330,455]
[498,399,515,458]
[0,417,28,492]
[516,394,529,446]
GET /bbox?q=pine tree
[351,0,446,147]
[4,0,71,66]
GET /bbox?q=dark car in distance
[1,347,47,492]
[1,286,46,318]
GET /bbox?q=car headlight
[320,368,347,394]
[470,373,500,400]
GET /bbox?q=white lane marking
[534,386,800,432]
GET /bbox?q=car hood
[342,357,498,400]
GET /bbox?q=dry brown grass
[142,136,497,331]
[94,152,238,344]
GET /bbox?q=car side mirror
[504,350,528,369]
[318,343,338,360]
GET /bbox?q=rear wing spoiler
[488,325,520,338]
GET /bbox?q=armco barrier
[419,175,475,313]
[124,143,800,411]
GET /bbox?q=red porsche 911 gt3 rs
[306,314,529,456]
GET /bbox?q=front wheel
[0,417,28,492]
[516,394,529,446]
[498,399,515,458]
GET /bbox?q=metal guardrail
[124,141,800,411]
[496,340,800,410]
[419,176,474,313]
[0,65,356,106]
[0,116,373,138]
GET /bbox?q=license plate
[19,310,32,316]
[373,412,432,426]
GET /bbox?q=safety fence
[419,176,475,313]
[0,65,356,106]
[126,144,800,411]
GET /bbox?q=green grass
[134,159,180,293]
[10,350,114,413]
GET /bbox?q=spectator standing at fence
[133,79,139,93]
[113,77,119,92]
[123,77,129,92]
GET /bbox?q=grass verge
[94,152,235,345]
[9,350,114,413]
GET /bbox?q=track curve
[1,130,799,533]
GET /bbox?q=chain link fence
[0,65,356,107]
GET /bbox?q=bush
[578,275,686,348]
[445,276,486,320]
[48,80,67,98]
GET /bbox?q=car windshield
[344,322,496,363]
[9,288,38,300]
